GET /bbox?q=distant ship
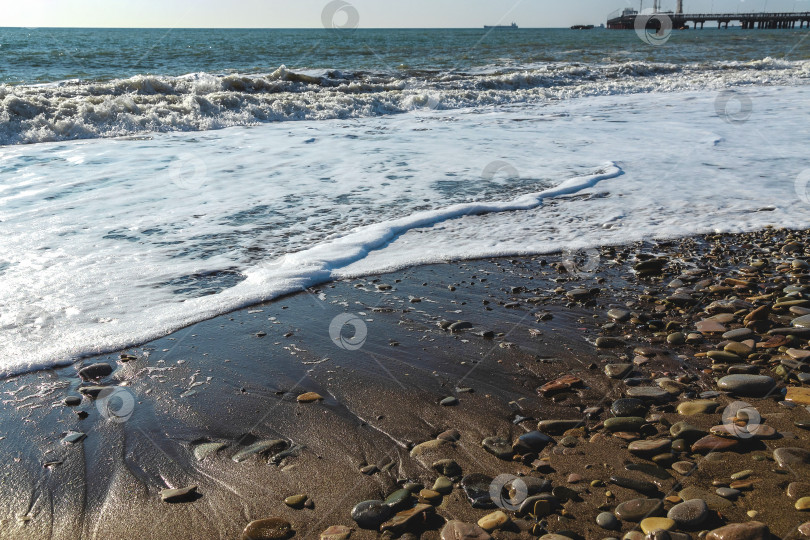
[484,22,518,29]
[570,24,595,29]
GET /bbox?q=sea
[1,27,809,376]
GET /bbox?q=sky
[6,0,810,28]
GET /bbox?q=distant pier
[607,10,810,30]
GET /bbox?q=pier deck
[607,11,810,30]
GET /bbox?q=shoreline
[1,227,810,539]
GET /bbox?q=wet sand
[2,228,810,540]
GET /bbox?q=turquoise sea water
[1,27,809,84]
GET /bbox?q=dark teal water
[1,27,808,84]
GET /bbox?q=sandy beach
[1,226,809,539]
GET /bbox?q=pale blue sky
[7,0,810,28]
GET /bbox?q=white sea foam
[0,58,808,145]
[1,84,810,377]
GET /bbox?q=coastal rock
[596,511,618,529]
[793,315,810,328]
[384,489,412,510]
[440,520,491,540]
[605,363,633,378]
[242,517,293,540]
[705,521,769,540]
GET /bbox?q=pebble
[381,503,434,532]
[798,497,810,511]
[61,431,86,444]
[433,476,453,494]
[193,442,227,461]
[722,328,754,340]
[351,500,393,529]
[77,362,113,380]
[672,461,695,475]
[461,473,494,508]
[774,447,810,469]
[628,439,671,457]
[609,476,659,496]
[716,487,740,499]
[320,525,353,540]
[297,392,324,403]
[604,416,645,432]
[705,521,769,540]
[676,400,718,415]
[482,436,514,460]
[716,374,775,396]
[786,387,810,405]
[605,363,633,378]
[537,419,583,434]
[432,459,461,477]
[513,431,554,454]
[625,387,671,402]
[242,517,293,540]
[596,336,626,348]
[440,520,491,540]
[440,396,459,406]
[788,482,810,499]
[64,395,81,406]
[691,435,738,453]
[640,517,675,534]
[160,485,197,503]
[284,494,307,508]
[596,511,618,529]
[384,489,412,510]
[232,440,287,462]
[611,398,648,417]
[667,498,708,527]
[477,510,509,532]
[793,314,810,328]
[410,439,449,457]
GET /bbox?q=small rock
[242,517,293,540]
[297,392,324,403]
[160,485,198,503]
